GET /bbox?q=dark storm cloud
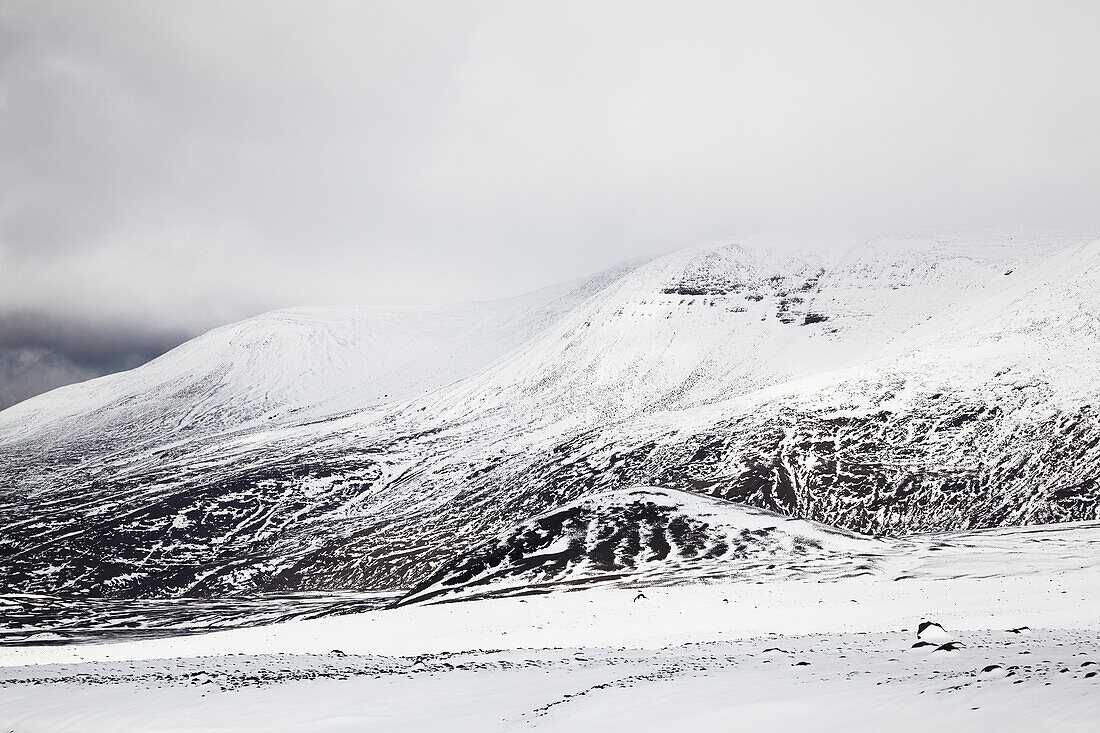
[0,311,191,409]
[1,0,1099,408]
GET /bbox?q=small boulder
[933,642,964,653]
[979,664,1009,679]
[917,621,951,642]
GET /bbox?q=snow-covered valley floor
[2,628,1098,732]
[2,520,1098,732]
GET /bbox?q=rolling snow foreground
[1,514,1099,731]
[1,232,1100,731]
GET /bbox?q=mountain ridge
[1,232,1097,599]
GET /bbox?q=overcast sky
[1,1,1099,408]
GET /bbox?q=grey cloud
[0,310,192,409]
[0,348,99,410]
[1,1,1099,408]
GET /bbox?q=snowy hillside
[401,486,879,604]
[411,233,1059,427]
[1,232,1098,600]
[0,267,624,451]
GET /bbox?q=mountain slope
[1,232,1097,599]
[565,237,1100,530]
[410,234,1055,428]
[399,486,881,605]
[0,266,624,466]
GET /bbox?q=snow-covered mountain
[0,267,625,453]
[411,234,1038,427]
[1,232,1097,599]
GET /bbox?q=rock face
[399,486,880,605]
[1,233,1099,598]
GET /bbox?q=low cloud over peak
[2,1,1099,407]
